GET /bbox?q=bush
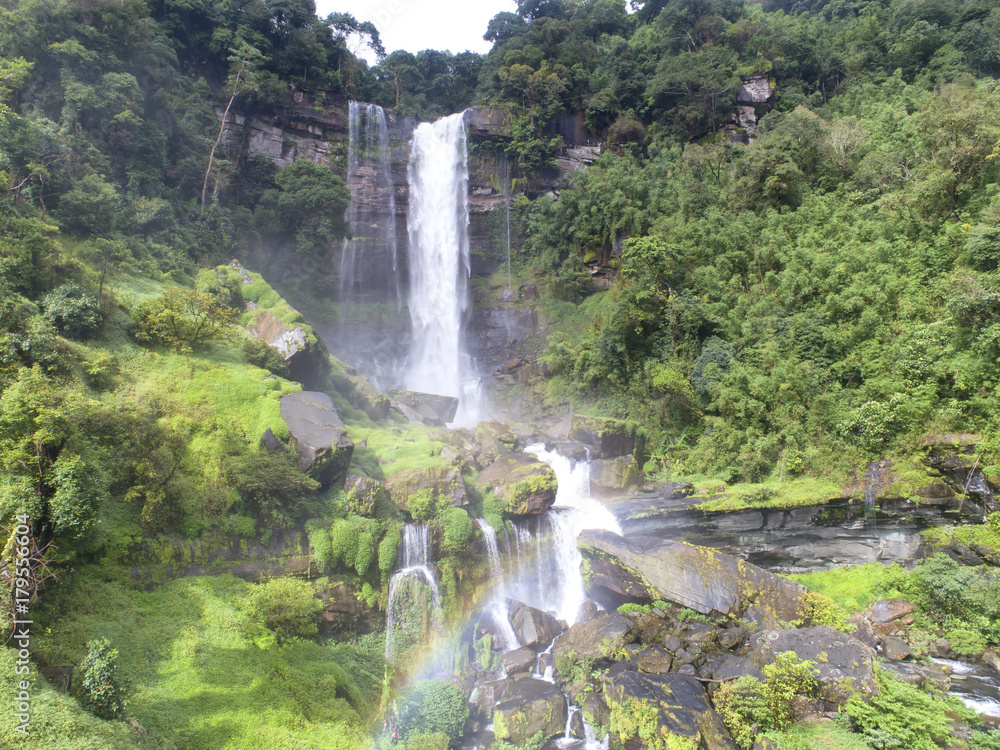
[245,577,322,646]
[439,506,473,555]
[242,337,290,377]
[42,283,101,338]
[131,287,239,352]
[397,680,468,747]
[56,174,119,237]
[78,638,128,720]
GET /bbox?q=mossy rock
[589,455,642,498]
[385,465,469,513]
[343,474,389,517]
[492,678,567,744]
[476,452,557,515]
[570,415,647,464]
[279,391,354,489]
[473,420,522,466]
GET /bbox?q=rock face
[602,664,737,749]
[279,391,353,488]
[748,626,879,703]
[388,389,459,424]
[384,465,468,512]
[248,308,330,390]
[569,415,646,461]
[477,452,557,515]
[589,455,642,498]
[492,678,567,745]
[579,530,806,624]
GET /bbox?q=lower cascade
[385,524,441,663]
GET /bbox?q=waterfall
[524,444,622,625]
[477,518,502,579]
[477,518,520,653]
[385,525,441,663]
[341,101,399,300]
[405,111,485,425]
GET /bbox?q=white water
[341,101,399,300]
[385,525,441,662]
[405,111,486,426]
[933,658,1000,717]
[477,518,521,652]
[525,443,622,624]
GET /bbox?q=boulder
[883,636,913,661]
[569,415,646,461]
[871,599,918,625]
[279,391,353,488]
[748,626,879,704]
[589,455,642,498]
[260,428,286,453]
[385,465,469,512]
[509,602,563,649]
[473,421,521,467]
[249,309,330,389]
[634,647,673,674]
[578,530,806,624]
[492,678,567,745]
[478,453,557,515]
[502,647,537,675]
[602,664,737,749]
[882,660,951,692]
[342,474,388,517]
[388,388,459,424]
[552,612,634,666]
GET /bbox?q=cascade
[477,518,520,653]
[405,111,485,426]
[385,524,441,663]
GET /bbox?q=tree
[79,638,128,720]
[131,288,239,352]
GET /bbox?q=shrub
[397,680,468,747]
[439,506,473,555]
[78,638,128,720]
[242,337,290,377]
[378,526,402,582]
[42,283,101,338]
[330,519,358,568]
[131,287,239,352]
[246,577,322,646]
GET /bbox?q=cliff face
[221,93,604,376]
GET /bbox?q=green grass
[763,721,873,749]
[31,572,380,750]
[697,477,844,512]
[785,562,908,614]
[348,423,452,477]
[921,519,1000,554]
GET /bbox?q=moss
[698,477,844,512]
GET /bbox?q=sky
[315,0,515,63]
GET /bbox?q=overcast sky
[315,0,515,63]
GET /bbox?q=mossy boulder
[385,465,469,512]
[343,473,389,517]
[477,452,557,515]
[589,455,642,498]
[603,664,737,749]
[747,625,879,704]
[552,612,635,666]
[492,678,567,745]
[577,530,806,625]
[279,391,353,488]
[570,415,646,463]
[473,420,522,467]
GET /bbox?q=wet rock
[279,391,353,488]
[502,647,537,676]
[579,690,610,728]
[569,415,646,461]
[472,678,511,720]
[589,455,642,498]
[553,612,635,666]
[634,647,673,674]
[579,530,806,625]
[884,636,913,661]
[568,707,585,738]
[603,664,737,748]
[577,599,602,624]
[477,452,557,515]
[492,678,567,745]
[509,602,563,649]
[473,421,521,467]
[749,626,879,704]
[930,638,952,658]
[384,465,469,512]
[983,650,1000,672]
[388,388,459,424]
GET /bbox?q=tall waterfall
[385,525,441,663]
[341,101,399,299]
[405,111,484,425]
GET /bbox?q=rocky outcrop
[279,391,353,488]
[477,452,557,515]
[579,530,806,624]
[388,389,459,425]
[589,455,642,498]
[603,664,737,749]
[384,465,468,513]
[748,625,879,703]
[569,415,646,461]
[492,678,567,745]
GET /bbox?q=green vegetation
[245,576,324,646]
[78,638,128,721]
[397,680,469,748]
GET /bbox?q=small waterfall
[385,525,441,663]
[405,111,486,425]
[477,518,520,653]
[477,518,502,579]
[524,444,622,624]
[863,464,878,531]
